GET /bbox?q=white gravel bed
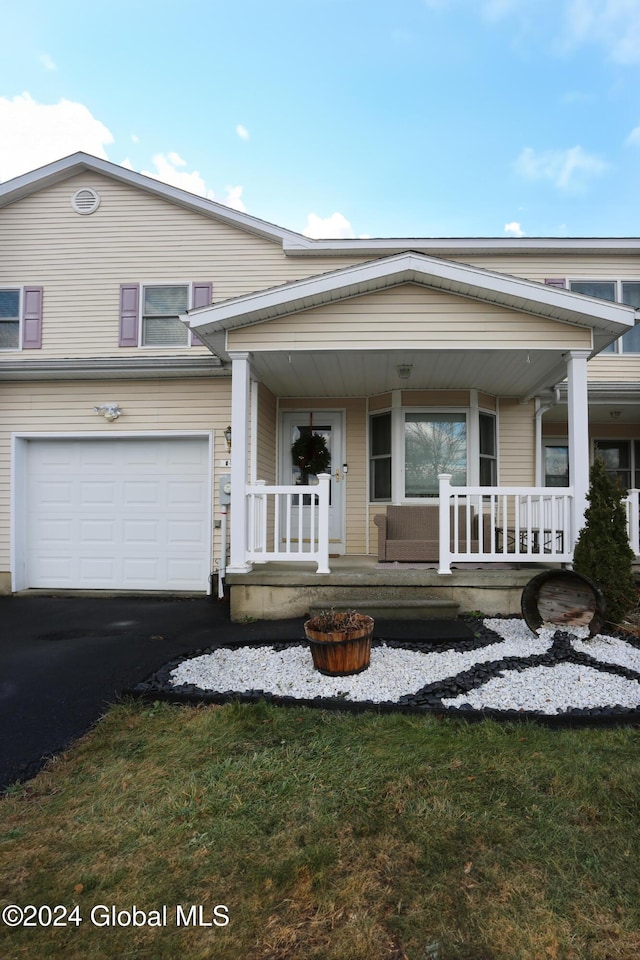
[441,663,640,714]
[168,618,640,714]
[169,628,551,704]
[572,635,640,673]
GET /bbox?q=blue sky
[2,0,640,238]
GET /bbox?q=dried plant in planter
[304,609,374,676]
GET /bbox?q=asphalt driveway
[0,594,304,791]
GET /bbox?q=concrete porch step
[307,598,460,620]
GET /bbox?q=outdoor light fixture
[224,425,232,451]
[93,402,122,422]
[396,364,413,381]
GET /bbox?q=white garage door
[25,437,211,591]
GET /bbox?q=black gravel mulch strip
[125,618,640,728]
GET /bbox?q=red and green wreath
[291,432,331,476]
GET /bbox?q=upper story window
[567,280,640,353]
[119,281,211,348]
[0,289,19,349]
[142,285,189,346]
[0,286,43,351]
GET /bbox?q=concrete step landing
[307,598,459,620]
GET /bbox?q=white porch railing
[438,473,574,574]
[245,473,331,573]
[624,489,640,556]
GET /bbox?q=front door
[280,411,345,553]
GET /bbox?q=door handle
[335,469,340,483]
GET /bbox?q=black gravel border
[125,618,640,727]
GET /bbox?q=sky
[2,0,640,239]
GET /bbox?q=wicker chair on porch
[374,504,489,562]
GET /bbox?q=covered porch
[185,252,637,616]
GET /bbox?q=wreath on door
[291,432,331,476]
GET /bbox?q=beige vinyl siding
[255,383,277,483]
[455,255,640,284]
[369,393,392,411]
[588,355,640,382]
[0,377,232,579]
[497,399,536,485]
[279,397,367,554]
[0,173,365,363]
[402,390,470,406]
[227,284,593,352]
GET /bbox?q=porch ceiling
[250,347,568,398]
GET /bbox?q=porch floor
[225,555,560,621]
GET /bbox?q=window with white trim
[0,289,19,349]
[543,441,570,487]
[405,412,467,497]
[369,412,392,501]
[142,284,189,346]
[594,439,640,492]
[568,280,640,353]
[369,407,498,501]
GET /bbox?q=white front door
[280,411,345,553]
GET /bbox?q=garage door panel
[26,438,210,591]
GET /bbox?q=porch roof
[185,252,637,400]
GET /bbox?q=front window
[142,285,189,346]
[479,412,497,486]
[594,440,636,492]
[404,412,467,497]
[544,444,570,487]
[370,412,392,501]
[0,289,19,349]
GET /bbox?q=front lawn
[1,701,640,959]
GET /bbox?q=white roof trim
[186,251,636,346]
[284,237,640,256]
[0,152,305,246]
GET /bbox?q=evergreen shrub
[572,456,637,626]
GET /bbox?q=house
[1,153,639,619]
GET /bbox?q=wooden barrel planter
[304,612,374,676]
[521,570,606,636]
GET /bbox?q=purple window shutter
[22,287,43,349]
[119,284,140,346]
[544,279,566,288]
[190,282,212,345]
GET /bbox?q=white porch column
[565,350,591,547]
[227,351,253,573]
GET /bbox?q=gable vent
[71,188,101,215]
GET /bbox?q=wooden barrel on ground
[521,570,606,636]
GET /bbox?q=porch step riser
[307,599,459,620]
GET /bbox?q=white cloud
[141,154,246,210]
[0,92,114,182]
[514,145,608,191]
[303,212,355,239]
[39,54,57,71]
[504,221,525,237]
[131,133,140,144]
[626,125,640,145]
[223,185,246,212]
[562,0,640,64]
[236,124,249,140]
[142,154,216,198]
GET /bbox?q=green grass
[2,701,640,959]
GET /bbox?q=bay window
[369,406,497,501]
